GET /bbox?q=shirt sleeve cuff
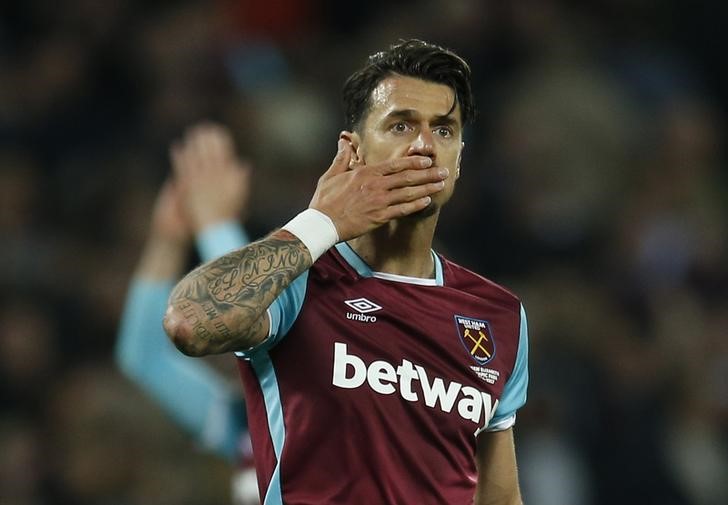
[484,414,516,433]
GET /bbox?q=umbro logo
[345,298,382,313]
[344,298,382,323]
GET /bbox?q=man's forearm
[163,230,311,356]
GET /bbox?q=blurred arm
[475,428,523,505]
[115,173,250,460]
[116,221,251,460]
[116,277,244,460]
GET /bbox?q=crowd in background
[1,1,726,504]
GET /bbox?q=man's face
[350,75,464,212]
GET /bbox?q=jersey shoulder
[439,254,521,311]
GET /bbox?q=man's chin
[406,200,439,220]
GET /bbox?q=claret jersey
[236,242,529,505]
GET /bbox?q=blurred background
[1,0,726,504]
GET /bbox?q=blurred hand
[150,178,191,245]
[309,138,447,241]
[171,122,252,233]
[137,179,191,279]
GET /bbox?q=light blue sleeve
[487,303,529,431]
[235,270,309,358]
[196,220,250,262]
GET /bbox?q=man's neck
[346,212,439,279]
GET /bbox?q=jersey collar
[334,242,444,286]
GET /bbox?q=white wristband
[281,209,339,262]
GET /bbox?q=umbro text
[346,312,377,323]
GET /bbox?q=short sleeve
[235,270,309,358]
[486,303,529,431]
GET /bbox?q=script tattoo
[169,232,311,353]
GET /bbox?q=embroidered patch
[454,315,496,365]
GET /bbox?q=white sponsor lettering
[396,360,419,401]
[367,360,397,394]
[333,345,366,388]
[415,364,460,413]
[332,342,498,426]
[470,365,500,384]
[346,312,377,323]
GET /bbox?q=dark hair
[342,39,475,131]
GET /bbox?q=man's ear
[456,142,464,179]
[340,130,362,166]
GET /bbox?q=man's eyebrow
[384,109,419,121]
[432,114,459,126]
[384,109,460,126]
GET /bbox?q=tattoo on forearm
[169,233,311,351]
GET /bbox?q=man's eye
[436,126,453,138]
[391,122,409,133]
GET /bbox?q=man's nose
[407,130,435,160]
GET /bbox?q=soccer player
[164,40,529,504]
[116,123,259,504]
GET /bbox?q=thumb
[323,138,352,177]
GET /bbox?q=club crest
[454,315,496,365]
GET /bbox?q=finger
[386,181,445,205]
[188,126,215,173]
[181,124,213,175]
[164,178,188,219]
[201,129,228,172]
[164,177,183,200]
[158,178,175,201]
[200,123,236,171]
[384,166,449,189]
[375,156,432,176]
[155,178,183,215]
[195,121,229,143]
[237,160,253,193]
[169,142,189,178]
[382,196,433,219]
[323,139,353,177]
[210,124,236,160]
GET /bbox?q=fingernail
[419,158,432,168]
[439,168,450,178]
[337,139,345,151]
